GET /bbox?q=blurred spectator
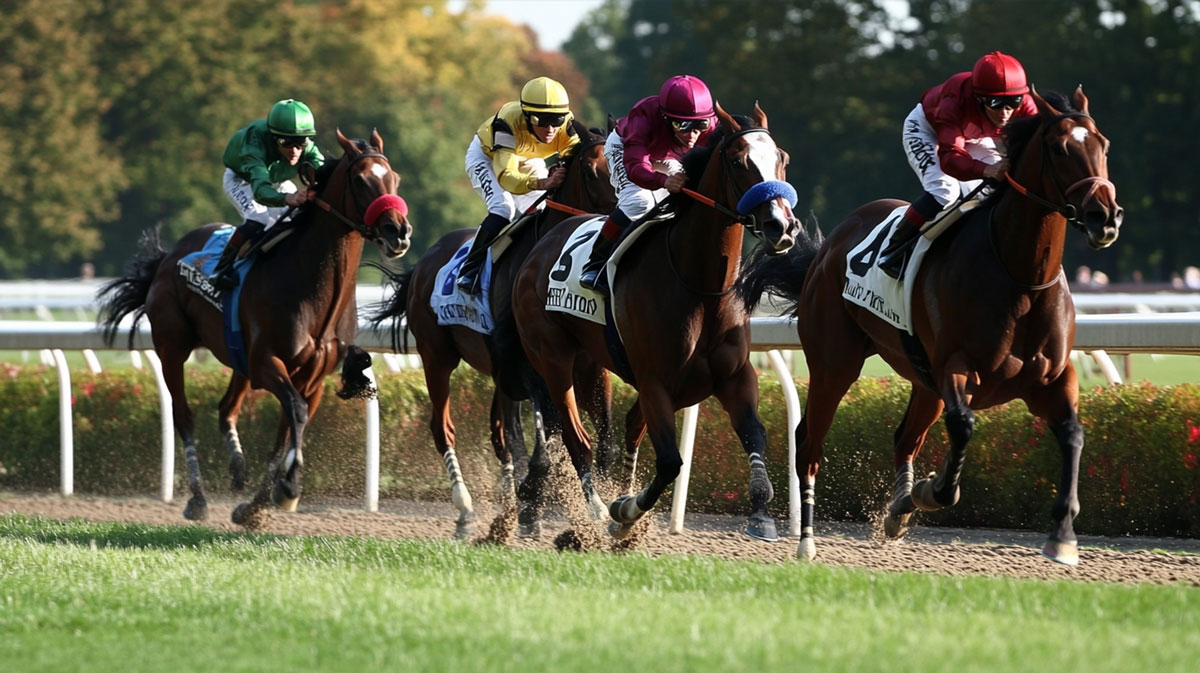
[1185,266,1200,290]
[1074,265,1093,288]
[1091,270,1109,288]
[80,262,95,280]
[1130,269,1144,284]
[1171,272,1185,289]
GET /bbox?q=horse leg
[883,388,944,539]
[232,358,308,527]
[426,359,474,538]
[218,374,252,493]
[619,398,647,495]
[272,383,325,512]
[912,367,974,513]
[714,367,779,542]
[489,390,520,518]
[157,342,205,521]
[576,360,616,489]
[1025,374,1082,566]
[794,365,862,559]
[542,362,608,521]
[609,388,681,538]
[501,397,530,486]
[517,376,556,537]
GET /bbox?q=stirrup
[210,269,239,291]
[877,249,909,280]
[456,270,482,296]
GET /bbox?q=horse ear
[371,127,385,153]
[336,128,357,155]
[751,100,768,129]
[715,100,740,132]
[607,113,616,134]
[1073,85,1090,116]
[1028,84,1056,119]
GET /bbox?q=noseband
[1003,112,1116,233]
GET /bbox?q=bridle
[1003,111,1116,235]
[310,150,406,241]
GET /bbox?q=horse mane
[680,114,758,189]
[290,137,375,227]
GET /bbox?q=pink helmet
[658,75,714,120]
[972,51,1030,96]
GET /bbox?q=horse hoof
[608,520,636,539]
[883,512,911,539]
[519,520,542,539]
[797,536,816,560]
[271,482,300,512]
[587,492,608,521]
[745,514,779,542]
[609,494,645,524]
[1042,539,1080,566]
[183,497,208,521]
[454,520,474,541]
[231,503,266,529]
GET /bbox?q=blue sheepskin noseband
[737,180,798,215]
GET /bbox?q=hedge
[1,362,1198,538]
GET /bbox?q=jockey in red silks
[877,51,1039,279]
[578,74,719,292]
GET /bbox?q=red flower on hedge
[1184,453,1199,470]
[82,382,95,397]
[1188,421,1200,444]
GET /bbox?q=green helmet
[267,99,316,137]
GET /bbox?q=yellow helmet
[520,77,570,114]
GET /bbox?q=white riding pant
[222,168,298,230]
[604,130,682,222]
[465,136,546,221]
[901,104,1001,208]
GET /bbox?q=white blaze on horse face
[371,163,389,179]
[1071,127,1089,144]
[744,132,789,223]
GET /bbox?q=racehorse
[512,104,802,540]
[369,121,621,537]
[739,87,1122,564]
[98,130,412,527]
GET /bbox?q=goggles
[666,116,710,133]
[276,135,309,148]
[979,94,1024,110]
[527,112,568,128]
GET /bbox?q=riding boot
[578,235,615,292]
[456,213,508,296]
[209,220,265,291]
[876,213,924,280]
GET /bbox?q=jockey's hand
[285,190,311,208]
[983,159,1010,181]
[537,166,567,191]
[663,173,687,193]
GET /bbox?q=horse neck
[293,211,365,326]
[670,164,744,294]
[991,170,1068,288]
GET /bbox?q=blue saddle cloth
[179,228,254,376]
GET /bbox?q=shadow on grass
[0,513,284,550]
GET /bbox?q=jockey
[209,98,324,290]
[579,74,717,292]
[878,51,1038,279]
[456,76,580,295]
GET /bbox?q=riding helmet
[658,75,714,120]
[520,77,571,114]
[268,99,317,137]
[971,52,1030,96]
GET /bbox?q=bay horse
[512,104,802,541]
[739,88,1122,564]
[369,121,621,537]
[98,130,412,527]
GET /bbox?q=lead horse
[513,104,802,540]
[98,130,412,527]
[740,88,1123,564]
[369,121,621,537]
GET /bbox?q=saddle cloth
[178,226,255,374]
[430,238,495,335]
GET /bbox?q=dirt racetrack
[3,491,1198,586]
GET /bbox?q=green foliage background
[3,365,1198,538]
[0,0,1195,281]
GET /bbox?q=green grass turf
[1,515,1196,673]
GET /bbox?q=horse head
[708,102,801,256]
[557,121,617,214]
[1015,87,1123,249]
[319,128,412,259]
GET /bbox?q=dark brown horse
[369,121,620,537]
[740,88,1122,564]
[513,104,802,541]
[98,130,412,527]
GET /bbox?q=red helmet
[658,75,714,120]
[972,51,1029,96]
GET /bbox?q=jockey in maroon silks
[878,51,1039,278]
[579,74,719,292]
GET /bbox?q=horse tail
[96,227,167,348]
[738,213,823,315]
[364,262,413,353]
